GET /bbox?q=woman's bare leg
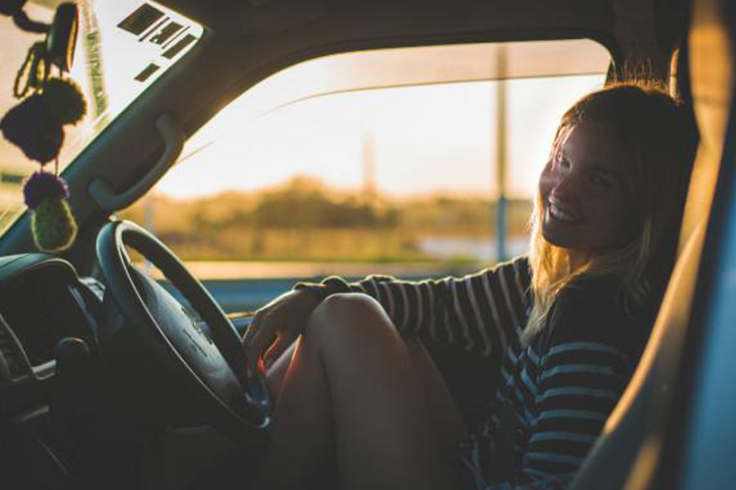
[266,341,296,402]
[404,340,466,455]
[265,332,465,452]
[256,332,333,489]
[255,293,463,490]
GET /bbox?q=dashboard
[0,254,102,417]
[0,251,257,490]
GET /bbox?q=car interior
[0,0,735,489]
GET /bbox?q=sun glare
[156,73,604,200]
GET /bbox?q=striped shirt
[296,255,649,489]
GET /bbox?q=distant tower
[362,130,376,200]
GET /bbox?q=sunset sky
[155,73,605,200]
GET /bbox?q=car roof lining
[161,0,615,38]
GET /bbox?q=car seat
[568,0,734,488]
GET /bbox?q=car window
[120,40,609,311]
[0,0,203,233]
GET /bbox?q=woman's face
[538,121,637,252]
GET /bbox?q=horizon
[143,174,537,203]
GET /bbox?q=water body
[418,235,529,262]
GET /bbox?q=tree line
[120,176,532,261]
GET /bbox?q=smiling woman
[245,81,698,490]
[525,82,697,344]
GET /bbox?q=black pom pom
[43,78,87,125]
[23,171,69,209]
[0,94,64,164]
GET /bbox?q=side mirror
[46,3,79,72]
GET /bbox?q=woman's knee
[308,293,388,330]
[306,293,400,349]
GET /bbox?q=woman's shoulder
[543,275,647,356]
[556,274,622,309]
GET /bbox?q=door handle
[88,112,184,212]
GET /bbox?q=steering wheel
[95,220,271,441]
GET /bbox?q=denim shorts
[457,433,495,489]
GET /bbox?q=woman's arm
[295,256,532,357]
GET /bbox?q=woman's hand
[242,289,321,369]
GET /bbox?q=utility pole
[362,130,376,201]
[495,45,508,261]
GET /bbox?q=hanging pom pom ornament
[13,41,49,98]
[23,171,77,253]
[23,170,69,208]
[0,94,64,164]
[1,2,84,254]
[43,78,86,125]
[31,195,78,253]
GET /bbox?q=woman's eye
[555,157,570,170]
[590,174,613,188]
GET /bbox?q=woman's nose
[551,172,579,201]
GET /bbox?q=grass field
[120,177,534,264]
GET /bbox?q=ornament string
[13,41,48,99]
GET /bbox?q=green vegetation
[120,176,532,263]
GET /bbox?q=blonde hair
[521,82,696,345]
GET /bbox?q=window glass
[121,40,609,310]
[0,0,203,232]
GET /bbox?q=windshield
[0,0,202,233]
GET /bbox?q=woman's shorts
[456,433,495,489]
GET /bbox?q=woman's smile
[547,197,583,224]
[539,121,635,251]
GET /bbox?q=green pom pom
[43,78,87,125]
[31,197,78,253]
